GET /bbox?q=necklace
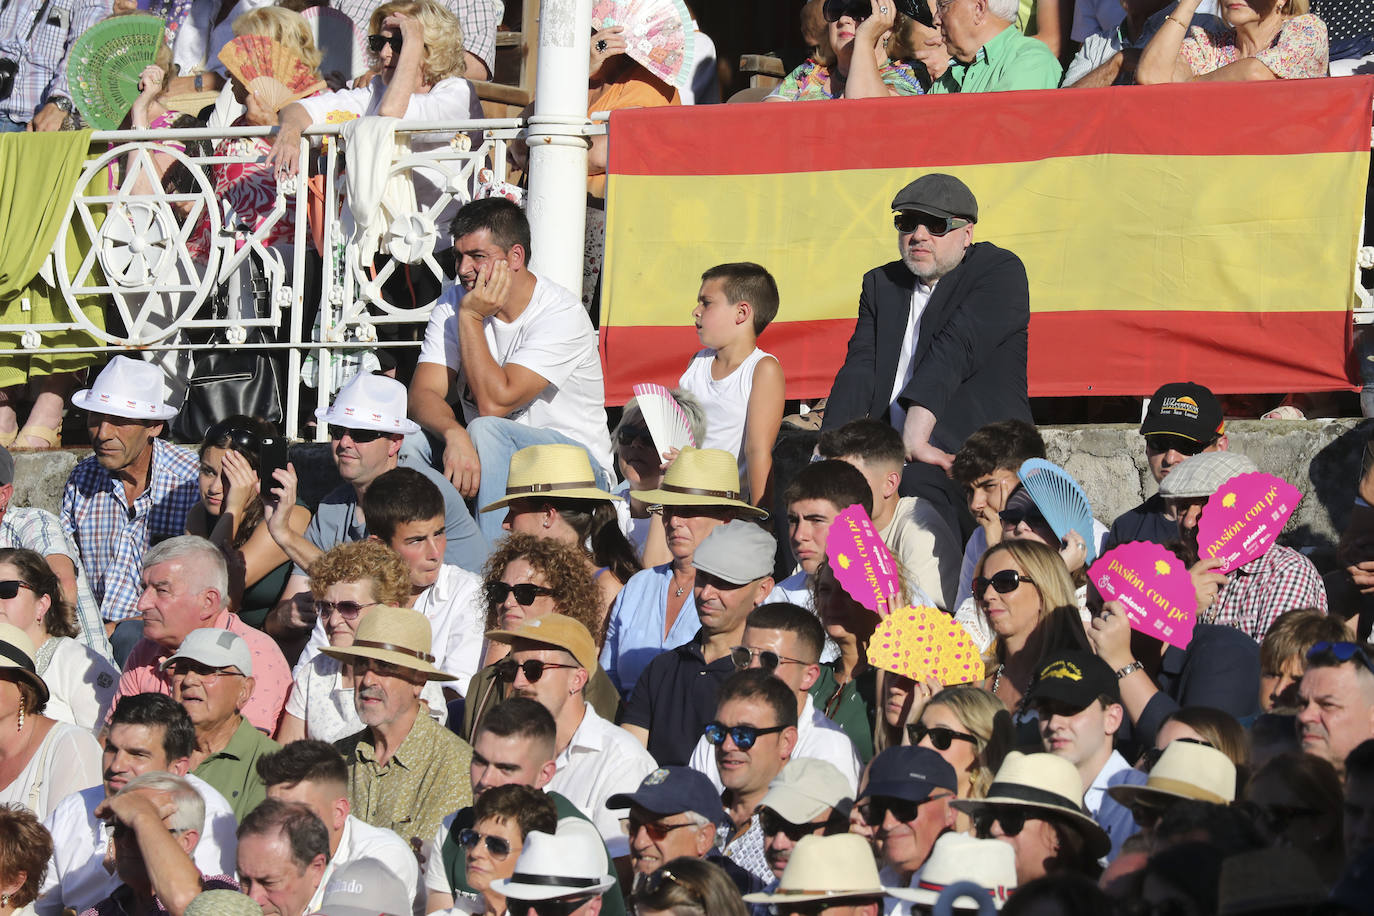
[991,663,1029,714]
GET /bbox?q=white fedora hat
[743,834,895,905]
[315,372,420,435]
[71,356,176,421]
[489,819,617,902]
[889,833,1017,910]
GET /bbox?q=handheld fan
[590,0,696,91]
[1018,458,1097,564]
[867,605,982,685]
[67,15,165,130]
[631,383,696,458]
[301,6,370,81]
[219,35,326,112]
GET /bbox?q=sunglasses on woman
[703,721,787,751]
[972,807,1028,839]
[367,32,403,53]
[616,425,653,446]
[822,0,874,21]
[458,828,512,859]
[0,580,34,600]
[892,211,971,237]
[204,421,261,453]
[906,722,979,750]
[488,582,555,606]
[972,569,1034,596]
[493,658,577,683]
[998,507,1047,528]
[313,599,378,619]
[730,646,808,672]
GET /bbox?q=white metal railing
[10,116,604,439]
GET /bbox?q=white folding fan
[632,382,697,458]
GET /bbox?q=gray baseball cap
[1157,451,1260,500]
[760,759,852,823]
[891,174,978,223]
[161,628,253,676]
[693,520,776,586]
[314,859,409,916]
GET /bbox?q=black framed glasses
[907,722,979,751]
[972,807,1027,839]
[488,582,555,606]
[759,808,830,841]
[0,580,34,600]
[313,599,378,619]
[1307,641,1374,676]
[505,897,595,916]
[973,569,1034,596]
[1144,434,1211,458]
[327,424,386,444]
[857,794,946,827]
[893,211,971,237]
[367,32,402,53]
[621,816,695,841]
[458,828,512,860]
[730,646,809,672]
[703,721,787,751]
[494,658,578,684]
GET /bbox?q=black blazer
[823,241,1032,452]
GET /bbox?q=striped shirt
[0,0,109,125]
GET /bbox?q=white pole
[525,0,593,295]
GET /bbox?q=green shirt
[336,709,474,848]
[193,717,281,821]
[808,664,877,764]
[929,25,1063,93]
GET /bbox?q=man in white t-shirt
[409,198,614,543]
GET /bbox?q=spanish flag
[600,77,1373,403]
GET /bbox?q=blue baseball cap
[858,747,957,803]
[606,766,726,827]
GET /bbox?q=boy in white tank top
[678,262,786,507]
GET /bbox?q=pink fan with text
[1087,541,1198,649]
[1197,472,1302,574]
[825,504,902,616]
[867,605,982,685]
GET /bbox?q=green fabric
[440,792,628,916]
[238,559,292,629]
[929,25,1063,93]
[809,664,878,764]
[193,717,281,821]
[0,132,105,387]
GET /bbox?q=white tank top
[679,346,775,501]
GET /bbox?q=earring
[3,893,10,907]
[16,698,23,733]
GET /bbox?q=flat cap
[891,173,978,222]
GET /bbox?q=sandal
[0,430,15,448]
[12,424,60,451]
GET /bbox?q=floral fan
[218,35,326,112]
[68,15,164,130]
[591,0,696,91]
[631,382,696,458]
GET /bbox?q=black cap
[1140,382,1225,443]
[1026,650,1120,711]
[858,747,957,802]
[891,174,978,223]
[606,766,727,827]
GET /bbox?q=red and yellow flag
[600,78,1373,403]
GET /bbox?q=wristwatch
[48,95,73,113]
[1115,660,1144,679]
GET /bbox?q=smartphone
[259,437,289,502]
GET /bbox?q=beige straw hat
[1106,740,1236,807]
[0,623,48,706]
[320,606,455,681]
[951,752,1110,858]
[480,444,621,514]
[633,447,767,518]
[743,834,894,905]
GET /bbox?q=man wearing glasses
[823,174,1033,541]
[854,747,957,890]
[755,759,853,889]
[1298,640,1374,776]
[928,0,1061,93]
[1104,382,1229,552]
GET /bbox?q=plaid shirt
[0,0,109,125]
[60,439,200,623]
[0,506,113,662]
[1204,543,1328,642]
[331,0,501,74]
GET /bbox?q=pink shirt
[111,612,291,735]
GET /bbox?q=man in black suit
[823,174,1032,540]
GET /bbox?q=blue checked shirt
[0,0,110,126]
[61,439,200,623]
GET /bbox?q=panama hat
[186,890,263,916]
[72,355,177,421]
[633,447,767,518]
[951,752,1110,859]
[890,833,1017,909]
[320,606,455,681]
[490,818,618,901]
[1107,740,1236,808]
[744,834,896,905]
[0,623,49,706]
[315,372,420,435]
[480,444,621,514]
[485,613,598,673]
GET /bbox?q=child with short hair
[678,262,785,506]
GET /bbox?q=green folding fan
[68,15,165,130]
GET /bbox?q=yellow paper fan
[866,605,982,686]
[218,35,325,112]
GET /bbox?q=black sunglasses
[0,580,34,600]
[506,897,595,916]
[759,808,830,841]
[1129,801,1168,831]
[313,599,378,619]
[488,582,555,606]
[907,722,979,751]
[367,32,402,53]
[703,721,787,751]
[822,0,872,20]
[458,828,512,860]
[1145,434,1211,458]
[635,866,694,902]
[1307,641,1374,676]
[616,425,653,446]
[327,424,386,444]
[494,658,578,684]
[893,211,971,237]
[730,646,808,672]
[973,807,1027,839]
[998,507,1047,528]
[858,795,946,827]
[204,422,260,453]
[1136,736,1213,772]
[973,569,1035,596]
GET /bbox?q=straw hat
[951,752,1110,859]
[1106,740,1236,808]
[485,613,598,673]
[489,818,618,901]
[0,623,48,707]
[890,833,1017,910]
[320,606,455,681]
[743,834,895,905]
[633,447,767,518]
[71,355,176,421]
[315,372,420,435]
[185,889,262,916]
[480,444,621,514]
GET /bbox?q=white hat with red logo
[315,371,420,435]
[72,356,177,421]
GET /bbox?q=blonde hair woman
[1136,0,1325,81]
[909,685,1012,830]
[233,6,324,73]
